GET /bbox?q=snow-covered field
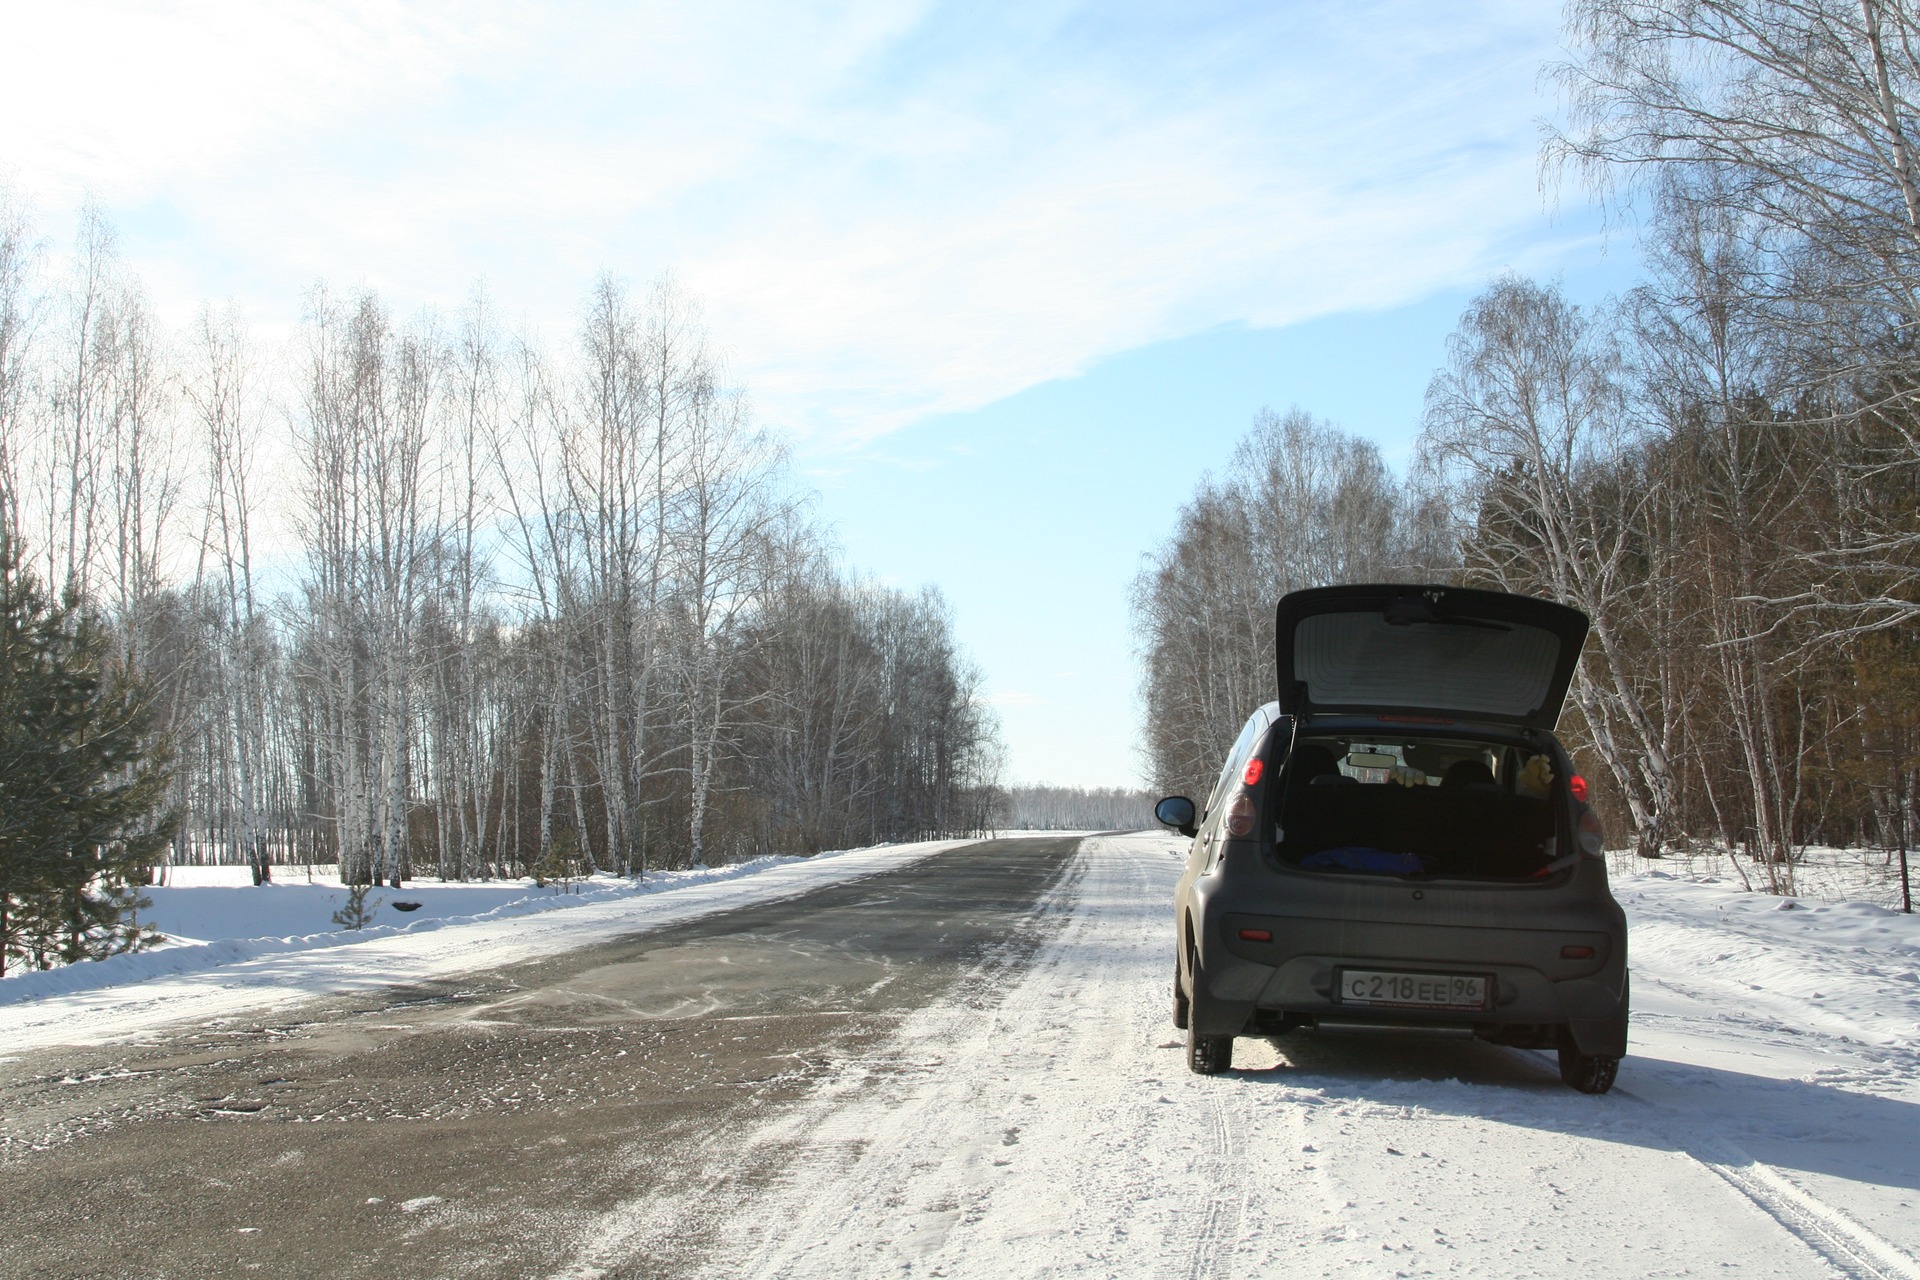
[1611,843,1917,913]
[0,839,972,1054]
[572,832,1919,1280]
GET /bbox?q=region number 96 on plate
[1337,968,1489,1011]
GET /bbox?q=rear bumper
[1191,911,1628,1056]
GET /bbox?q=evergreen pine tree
[0,530,176,974]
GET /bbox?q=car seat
[1441,759,1496,790]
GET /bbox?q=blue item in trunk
[1300,846,1427,874]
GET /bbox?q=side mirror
[1155,795,1198,838]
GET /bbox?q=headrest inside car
[1291,744,1340,782]
[1442,759,1496,789]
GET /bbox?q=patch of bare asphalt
[0,837,1082,1280]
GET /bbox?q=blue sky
[0,0,1642,788]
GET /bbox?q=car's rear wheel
[1558,1046,1619,1094]
[1182,935,1234,1073]
[1172,958,1190,1030]
[1186,1020,1233,1074]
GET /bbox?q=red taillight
[1224,792,1256,838]
[1561,945,1596,959]
[1242,757,1264,786]
[1570,774,1589,803]
[1238,928,1273,942]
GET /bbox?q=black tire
[1187,1021,1233,1074]
[1172,959,1190,1030]
[1558,1046,1619,1094]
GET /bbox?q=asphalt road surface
[0,836,1082,1280]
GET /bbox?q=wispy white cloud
[0,0,1574,445]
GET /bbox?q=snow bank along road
[5,835,1918,1279]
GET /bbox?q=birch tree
[1133,408,1408,800]
[0,187,42,541]
[294,290,444,886]
[186,304,274,881]
[1421,277,1681,856]
[1550,0,1920,629]
[38,205,118,595]
[562,275,673,873]
[669,386,789,865]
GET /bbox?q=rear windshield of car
[1271,733,1566,881]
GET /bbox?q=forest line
[1134,0,1920,895]
[0,193,1003,950]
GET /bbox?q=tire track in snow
[546,839,1096,1280]
[1592,979,1920,1280]
[1607,1077,1920,1280]
[713,850,1093,1277]
[1685,1141,1920,1280]
[1183,1092,1234,1280]
[1619,881,1920,1273]
[662,833,1250,1280]
[1185,1077,1251,1280]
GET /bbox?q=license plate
[1338,968,1489,1011]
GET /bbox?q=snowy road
[632,833,1920,1280]
[5,834,1917,1279]
[1,836,1081,1279]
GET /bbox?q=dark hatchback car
[1156,584,1627,1093]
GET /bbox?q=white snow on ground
[567,832,1920,1280]
[10,831,1919,1277]
[1609,843,1917,914]
[0,839,971,1056]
